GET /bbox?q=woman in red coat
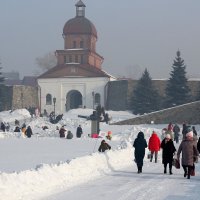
[148,131,161,163]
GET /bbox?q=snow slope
[0,108,199,200]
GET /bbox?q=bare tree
[35,52,57,74]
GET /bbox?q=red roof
[63,17,97,38]
[38,64,110,79]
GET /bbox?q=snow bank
[0,145,133,200]
[0,109,31,123]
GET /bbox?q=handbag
[147,152,151,159]
[172,158,180,169]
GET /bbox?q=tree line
[130,50,200,115]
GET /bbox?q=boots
[150,154,153,162]
[169,166,173,175]
[137,166,142,173]
[164,168,167,174]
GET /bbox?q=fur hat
[186,131,193,138]
[165,134,171,139]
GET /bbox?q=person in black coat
[161,134,176,174]
[133,131,147,173]
[197,137,200,153]
[25,126,33,138]
[98,140,111,152]
[182,123,188,140]
[76,125,83,138]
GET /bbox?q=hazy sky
[0,0,200,79]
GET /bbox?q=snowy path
[44,161,200,200]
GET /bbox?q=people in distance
[177,129,199,179]
[76,125,83,138]
[161,134,176,175]
[133,131,147,174]
[148,131,161,163]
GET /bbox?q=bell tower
[76,0,86,17]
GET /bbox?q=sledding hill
[114,101,200,125]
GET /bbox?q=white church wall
[38,77,109,114]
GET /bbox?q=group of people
[14,123,33,138]
[0,122,10,132]
[133,122,200,179]
[58,124,83,139]
[0,120,33,138]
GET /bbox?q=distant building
[37,0,115,114]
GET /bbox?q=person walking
[173,124,180,144]
[161,134,176,174]
[148,131,161,163]
[182,123,188,140]
[167,122,173,132]
[197,136,200,153]
[133,131,147,173]
[177,130,199,179]
[76,125,83,138]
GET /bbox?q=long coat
[161,139,176,164]
[133,132,147,167]
[197,137,200,153]
[76,126,83,138]
[25,126,33,138]
[177,139,199,166]
[148,133,161,152]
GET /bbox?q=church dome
[63,16,97,38]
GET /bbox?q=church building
[37,0,115,114]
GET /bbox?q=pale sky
[0,0,200,79]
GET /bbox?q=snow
[0,108,200,200]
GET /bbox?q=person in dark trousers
[161,134,176,175]
[59,126,66,138]
[177,130,199,179]
[98,140,111,152]
[76,125,83,138]
[133,131,147,173]
[173,124,180,143]
[25,126,33,138]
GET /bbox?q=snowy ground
[0,108,200,200]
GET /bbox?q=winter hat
[186,131,193,138]
[165,134,171,139]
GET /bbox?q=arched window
[95,93,100,105]
[46,94,52,105]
